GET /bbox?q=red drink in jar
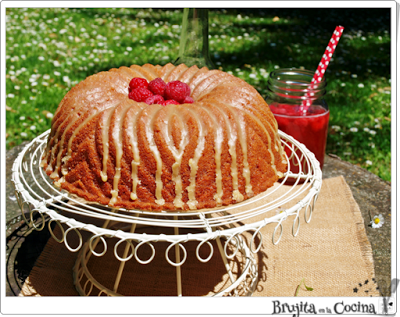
[266,68,329,174]
[269,104,329,169]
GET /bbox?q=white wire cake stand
[12,129,322,297]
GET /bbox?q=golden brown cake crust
[41,63,287,211]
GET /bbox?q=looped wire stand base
[12,129,322,296]
[73,231,258,296]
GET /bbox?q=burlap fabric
[19,176,379,297]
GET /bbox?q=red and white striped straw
[312,26,344,84]
[303,26,344,107]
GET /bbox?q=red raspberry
[165,81,191,104]
[129,77,148,91]
[145,94,164,105]
[183,96,194,104]
[128,87,153,102]
[148,78,167,97]
[162,99,180,106]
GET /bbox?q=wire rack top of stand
[12,129,322,243]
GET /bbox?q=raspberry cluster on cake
[41,63,288,211]
[128,77,194,106]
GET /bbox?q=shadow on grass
[211,8,390,79]
[73,7,390,83]
[75,8,184,25]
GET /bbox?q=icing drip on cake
[109,102,133,206]
[100,107,115,183]
[209,103,244,203]
[161,106,189,209]
[185,107,206,210]
[143,105,165,206]
[197,104,224,205]
[126,105,146,201]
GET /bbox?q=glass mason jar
[174,8,215,69]
[265,68,329,171]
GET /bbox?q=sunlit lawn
[5,8,391,181]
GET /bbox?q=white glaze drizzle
[160,106,189,208]
[126,105,147,201]
[200,79,284,178]
[53,176,65,188]
[44,87,115,175]
[237,91,285,172]
[185,107,206,210]
[109,103,134,206]
[206,103,244,202]
[60,100,123,176]
[143,105,165,206]
[100,107,117,183]
[225,90,279,178]
[196,104,224,206]
[51,97,103,178]
[42,103,70,171]
[235,110,253,196]
[61,111,99,175]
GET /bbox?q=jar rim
[269,68,327,88]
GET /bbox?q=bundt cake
[40,63,288,211]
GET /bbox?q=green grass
[5,8,391,181]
